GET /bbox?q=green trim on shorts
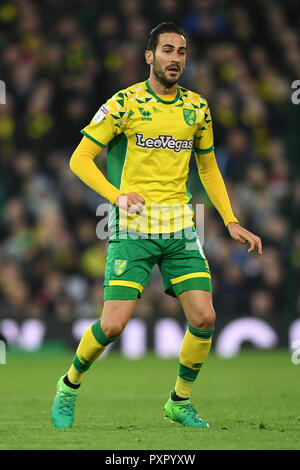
[170,277,212,298]
[104,286,140,301]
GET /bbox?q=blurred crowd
[0,0,299,336]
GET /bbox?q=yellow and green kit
[104,227,212,300]
[81,79,215,235]
[81,79,237,300]
[50,79,239,427]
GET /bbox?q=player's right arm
[69,92,145,213]
[70,136,121,204]
[70,136,144,213]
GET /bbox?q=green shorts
[104,228,212,300]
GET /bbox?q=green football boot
[51,376,79,428]
[164,392,209,427]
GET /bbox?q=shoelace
[58,391,76,416]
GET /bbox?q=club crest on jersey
[113,259,128,276]
[183,109,196,126]
[93,104,109,123]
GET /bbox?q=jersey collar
[145,80,180,105]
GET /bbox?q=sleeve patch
[93,104,110,123]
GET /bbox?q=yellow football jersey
[81,80,214,235]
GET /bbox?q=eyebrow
[161,44,187,50]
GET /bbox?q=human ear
[145,49,153,65]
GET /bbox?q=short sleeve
[193,105,215,155]
[81,91,129,147]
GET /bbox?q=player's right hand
[115,193,145,214]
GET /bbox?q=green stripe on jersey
[193,145,215,154]
[81,130,106,147]
[106,132,128,235]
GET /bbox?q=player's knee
[100,312,128,338]
[206,309,216,330]
[192,307,216,331]
[101,320,125,339]
[100,300,134,339]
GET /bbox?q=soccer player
[51,22,262,428]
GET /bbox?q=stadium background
[0,0,299,358]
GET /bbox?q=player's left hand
[227,222,262,255]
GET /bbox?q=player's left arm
[195,150,262,255]
[194,103,262,254]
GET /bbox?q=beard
[152,56,181,88]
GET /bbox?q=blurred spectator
[0,0,296,336]
[249,289,275,318]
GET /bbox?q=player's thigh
[100,299,137,338]
[159,229,212,299]
[178,290,215,330]
[104,238,160,297]
[104,239,161,312]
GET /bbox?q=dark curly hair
[146,22,187,53]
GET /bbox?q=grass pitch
[0,348,299,450]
